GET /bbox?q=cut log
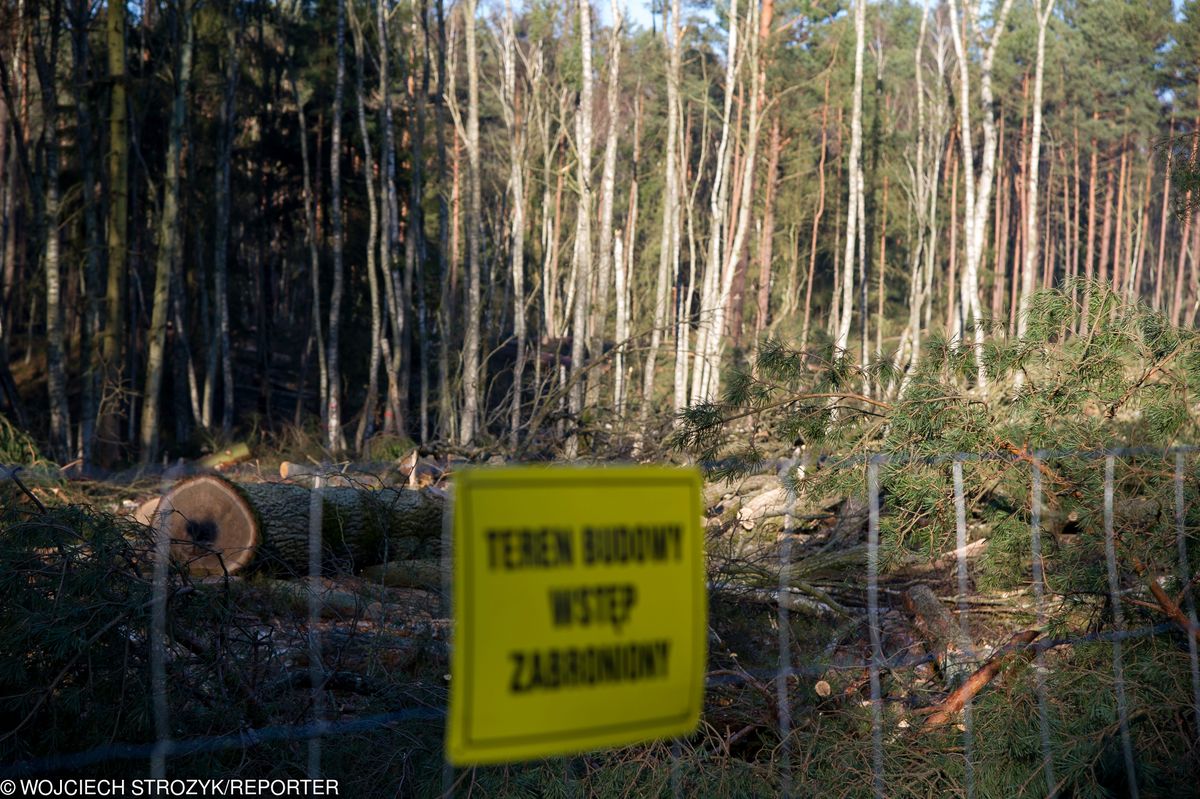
[198,442,251,470]
[904,584,977,687]
[736,486,790,529]
[152,475,444,576]
[361,558,442,591]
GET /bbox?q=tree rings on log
[146,475,444,577]
[155,475,260,575]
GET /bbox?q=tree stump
[147,475,444,576]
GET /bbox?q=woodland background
[0,0,1198,464]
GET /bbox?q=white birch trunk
[566,0,595,456]
[835,0,866,358]
[1017,0,1055,342]
[500,0,527,449]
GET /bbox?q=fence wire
[3,446,1200,798]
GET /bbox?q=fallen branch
[921,629,1041,729]
[1129,554,1200,643]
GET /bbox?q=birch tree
[499,0,526,448]
[1017,0,1056,341]
[588,0,623,408]
[566,0,595,456]
[947,0,1016,389]
[835,0,866,360]
[690,0,741,405]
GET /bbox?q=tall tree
[500,0,526,448]
[99,0,128,463]
[1017,0,1055,343]
[458,0,483,445]
[140,0,194,462]
[326,0,348,454]
[947,0,1015,389]
[566,0,595,456]
[835,0,866,358]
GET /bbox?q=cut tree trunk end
[146,475,443,576]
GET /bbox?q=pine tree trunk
[1154,119,1174,311]
[500,0,526,449]
[140,0,193,463]
[641,0,680,423]
[1082,129,1099,333]
[755,114,781,340]
[213,18,240,438]
[326,0,348,454]
[65,0,101,467]
[799,72,831,353]
[459,0,483,445]
[289,59,328,431]
[350,4,382,454]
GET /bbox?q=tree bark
[69,0,102,468]
[150,475,444,577]
[836,0,865,358]
[326,0,348,454]
[212,13,241,438]
[459,0,483,445]
[566,0,595,456]
[589,0,622,407]
[947,0,1015,389]
[1016,0,1054,344]
[140,0,193,462]
[640,0,680,424]
[350,3,382,454]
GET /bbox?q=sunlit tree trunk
[566,0,595,457]
[499,0,526,449]
[589,0,622,408]
[691,0,739,404]
[459,0,482,445]
[835,0,865,359]
[641,0,680,421]
[210,14,240,438]
[1016,0,1054,348]
[947,0,1015,390]
[325,0,347,454]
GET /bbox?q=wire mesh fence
[2,445,1199,797]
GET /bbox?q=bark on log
[361,558,442,590]
[736,486,790,528]
[152,475,443,576]
[904,584,977,686]
[198,442,251,470]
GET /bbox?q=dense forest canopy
[0,0,1198,467]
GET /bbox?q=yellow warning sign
[446,466,706,765]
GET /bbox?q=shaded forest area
[0,0,1199,467]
